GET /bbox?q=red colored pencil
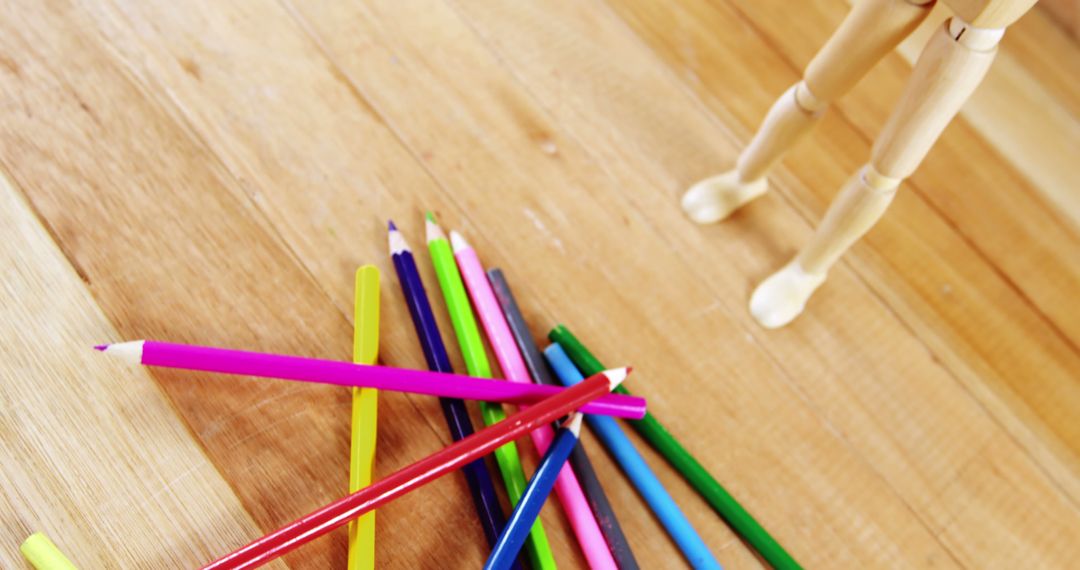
[201,367,630,570]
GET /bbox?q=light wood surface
[1040,0,1080,39]
[0,175,281,568]
[1,0,1077,568]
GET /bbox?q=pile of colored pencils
[96,213,800,570]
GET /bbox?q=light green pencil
[425,212,557,570]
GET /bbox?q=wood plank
[602,0,1080,502]
[0,1,477,566]
[0,173,276,568]
[1037,0,1080,39]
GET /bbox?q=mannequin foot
[681,171,768,224]
[749,262,826,328]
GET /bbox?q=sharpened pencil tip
[563,412,584,436]
[425,213,445,243]
[388,223,409,255]
[425,211,435,222]
[604,367,630,390]
[449,230,469,253]
[388,219,397,231]
[96,340,145,364]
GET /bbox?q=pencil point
[563,412,584,436]
[97,340,146,364]
[449,230,469,253]
[389,223,410,255]
[425,211,437,223]
[388,219,397,231]
[93,344,107,351]
[604,367,630,390]
[425,214,446,243]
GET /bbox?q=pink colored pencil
[94,341,645,419]
[451,230,618,570]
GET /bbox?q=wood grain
[0,0,1077,567]
[0,174,278,568]
[1040,0,1080,39]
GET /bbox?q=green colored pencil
[427,213,558,570]
[549,324,802,570]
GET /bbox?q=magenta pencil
[451,230,617,570]
[94,341,645,419]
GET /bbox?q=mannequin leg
[682,0,935,224]
[750,17,1003,328]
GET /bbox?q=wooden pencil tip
[563,412,584,436]
[604,367,629,390]
[97,340,145,363]
[425,211,437,223]
[449,230,469,253]
[388,219,397,231]
[389,224,410,255]
[425,214,445,243]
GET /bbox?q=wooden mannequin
[682,0,1038,328]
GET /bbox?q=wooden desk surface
[2,0,1078,567]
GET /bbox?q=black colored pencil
[488,268,640,570]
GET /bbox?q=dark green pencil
[549,324,802,570]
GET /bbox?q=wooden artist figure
[682,0,1038,328]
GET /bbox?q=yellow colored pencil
[348,265,380,570]
[20,533,77,570]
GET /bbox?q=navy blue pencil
[485,413,584,570]
[388,221,515,560]
[487,268,639,570]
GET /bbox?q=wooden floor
[2,0,1078,568]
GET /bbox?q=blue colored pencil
[388,221,514,557]
[485,413,585,570]
[545,343,723,570]
[487,268,639,570]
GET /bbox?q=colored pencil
[452,230,614,569]
[93,340,645,419]
[20,533,77,570]
[545,343,722,569]
[549,325,802,570]
[201,368,628,570]
[485,414,585,570]
[348,265,380,570]
[388,221,513,556]
[488,268,639,570]
[424,212,557,570]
